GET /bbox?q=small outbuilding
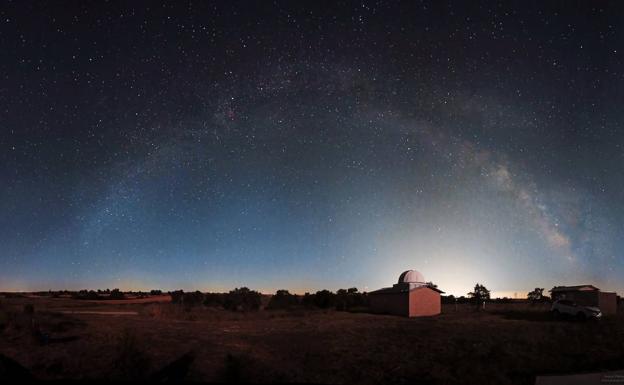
[369,270,444,317]
[550,285,617,315]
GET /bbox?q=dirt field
[1,296,623,384]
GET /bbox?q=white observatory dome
[398,270,425,284]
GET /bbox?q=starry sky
[1,1,623,297]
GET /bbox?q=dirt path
[59,310,138,315]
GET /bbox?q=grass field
[1,296,623,384]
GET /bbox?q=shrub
[72,290,101,300]
[335,288,368,311]
[170,290,206,308]
[150,289,162,295]
[203,292,225,308]
[110,289,125,300]
[267,290,299,310]
[224,287,262,312]
[183,291,205,308]
[442,295,456,304]
[302,292,315,307]
[313,290,336,309]
[170,290,184,304]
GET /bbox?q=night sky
[2,1,623,297]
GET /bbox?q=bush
[150,289,162,295]
[203,292,225,308]
[170,290,206,308]
[442,295,456,304]
[267,290,299,310]
[335,288,368,311]
[170,290,184,304]
[302,292,315,307]
[72,290,101,300]
[183,291,205,308]
[313,290,336,309]
[110,289,125,300]
[224,287,262,312]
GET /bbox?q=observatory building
[369,270,444,317]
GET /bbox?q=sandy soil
[59,311,139,315]
[1,297,623,384]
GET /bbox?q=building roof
[398,270,425,284]
[370,284,445,295]
[370,269,445,295]
[550,285,600,292]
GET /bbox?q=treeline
[301,288,369,311]
[169,287,369,312]
[72,288,126,300]
[441,295,535,304]
[442,286,552,306]
[30,289,165,300]
[171,288,262,311]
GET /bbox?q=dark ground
[1,296,623,384]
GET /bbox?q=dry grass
[110,328,151,380]
[82,294,171,305]
[0,297,622,384]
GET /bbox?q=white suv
[551,299,602,320]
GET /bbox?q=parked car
[551,299,602,320]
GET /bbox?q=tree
[467,283,490,311]
[224,287,262,311]
[335,289,349,311]
[441,294,456,304]
[426,281,438,289]
[313,290,336,309]
[110,288,125,300]
[335,288,368,311]
[267,289,299,310]
[456,295,468,304]
[527,288,545,304]
[73,290,101,300]
[302,292,315,307]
